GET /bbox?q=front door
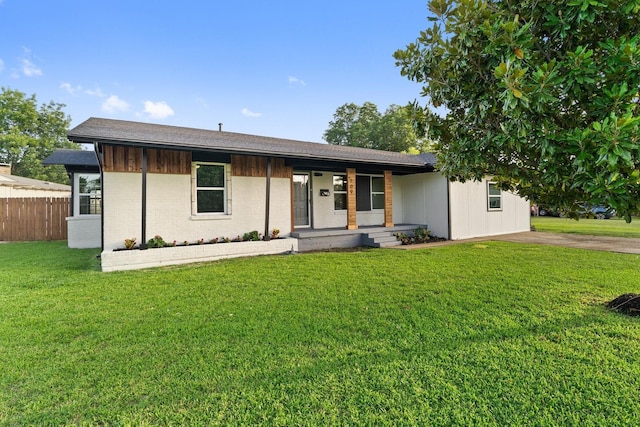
[293,173,310,227]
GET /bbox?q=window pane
[489,197,501,209]
[197,164,224,187]
[488,183,501,196]
[79,195,91,215]
[333,175,347,192]
[197,189,224,213]
[372,176,384,193]
[372,194,385,210]
[79,174,100,193]
[334,193,347,210]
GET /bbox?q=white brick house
[49,118,530,271]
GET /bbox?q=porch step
[362,225,425,248]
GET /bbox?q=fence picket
[0,197,70,241]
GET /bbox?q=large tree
[394,0,640,221]
[0,87,77,184]
[324,102,427,153]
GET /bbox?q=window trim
[192,162,228,215]
[333,173,385,212]
[75,173,101,216]
[370,175,385,210]
[333,174,347,211]
[487,181,502,211]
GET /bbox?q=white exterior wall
[102,171,291,251]
[67,216,101,248]
[310,172,346,229]
[0,186,70,198]
[309,171,386,229]
[395,173,450,239]
[448,179,530,240]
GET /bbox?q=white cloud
[288,76,306,86]
[0,59,4,72]
[101,95,130,113]
[241,107,262,118]
[21,59,42,77]
[85,87,106,97]
[60,82,82,95]
[143,100,174,119]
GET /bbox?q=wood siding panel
[0,197,70,241]
[231,155,292,178]
[102,145,190,174]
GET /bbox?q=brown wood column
[346,168,358,230]
[383,170,394,227]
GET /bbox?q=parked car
[538,206,560,217]
[582,205,616,219]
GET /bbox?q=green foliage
[0,87,77,184]
[242,230,261,241]
[394,0,640,221]
[395,227,433,244]
[146,235,166,248]
[323,102,428,152]
[1,241,640,424]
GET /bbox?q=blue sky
[0,0,430,143]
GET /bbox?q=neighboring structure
[42,150,100,248]
[0,163,71,198]
[50,117,530,271]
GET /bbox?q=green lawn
[532,216,640,238]
[1,241,639,425]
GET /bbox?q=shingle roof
[0,173,71,192]
[43,149,99,167]
[67,118,436,170]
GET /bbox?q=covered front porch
[291,224,427,251]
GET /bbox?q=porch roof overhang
[68,118,437,175]
[43,149,100,174]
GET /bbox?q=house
[0,163,72,242]
[42,149,101,248]
[51,117,530,271]
[0,163,71,198]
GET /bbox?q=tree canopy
[394,0,640,221]
[0,87,76,184]
[323,102,428,153]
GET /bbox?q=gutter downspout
[95,142,104,253]
[140,147,148,249]
[263,157,272,241]
[446,179,452,240]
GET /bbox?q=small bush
[147,235,166,248]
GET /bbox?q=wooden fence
[0,197,70,242]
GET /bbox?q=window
[195,163,226,213]
[488,182,502,211]
[333,174,385,211]
[371,176,385,210]
[77,174,101,215]
[333,174,347,210]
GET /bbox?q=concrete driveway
[395,231,640,255]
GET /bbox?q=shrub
[124,238,137,250]
[147,235,166,248]
[243,230,261,241]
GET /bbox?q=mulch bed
[607,293,640,317]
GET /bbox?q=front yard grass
[532,215,640,238]
[1,241,639,425]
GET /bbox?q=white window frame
[75,173,101,216]
[192,162,228,215]
[487,181,502,211]
[370,175,385,210]
[333,174,347,211]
